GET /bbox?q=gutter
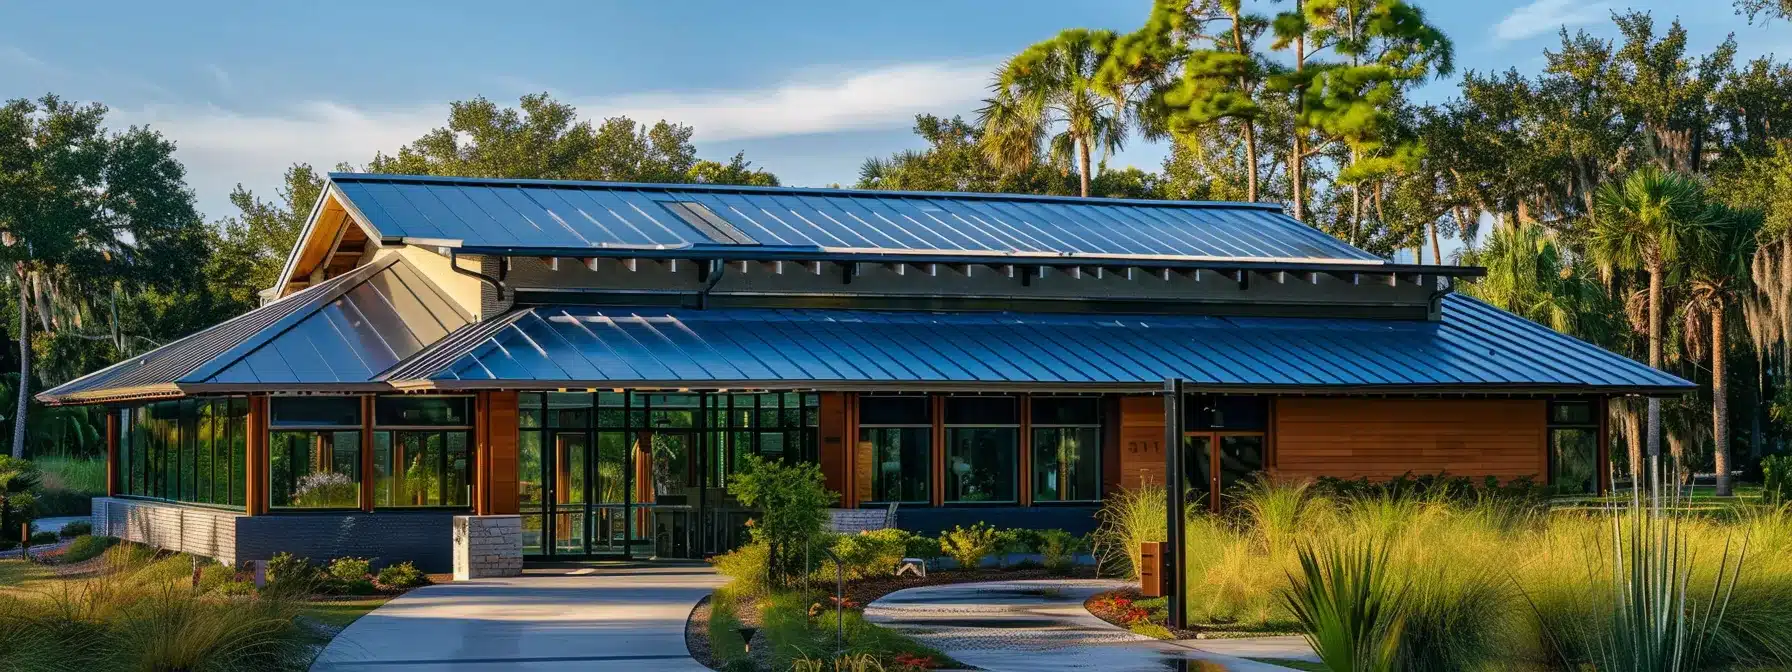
[449,249,505,297]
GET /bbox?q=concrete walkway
[865,579,1306,672]
[312,563,722,672]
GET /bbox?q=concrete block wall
[92,497,243,566]
[453,515,522,580]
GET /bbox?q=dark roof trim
[396,379,1689,396]
[328,172,1289,211]
[457,244,1488,278]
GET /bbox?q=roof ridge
[326,171,1289,211]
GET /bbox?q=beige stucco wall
[369,245,486,320]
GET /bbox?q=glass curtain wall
[269,397,363,509]
[371,396,474,508]
[118,397,249,508]
[517,391,818,559]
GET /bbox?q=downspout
[695,259,726,310]
[449,249,506,305]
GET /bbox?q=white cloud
[1493,0,1611,42]
[116,58,997,218]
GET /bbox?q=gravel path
[864,579,1302,672]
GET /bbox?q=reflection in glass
[946,428,1017,503]
[269,430,361,508]
[1218,435,1265,496]
[863,427,930,503]
[1182,435,1212,504]
[1551,428,1597,494]
[1032,427,1099,502]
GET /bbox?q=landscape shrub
[376,561,430,591]
[61,535,118,563]
[264,552,324,595]
[902,533,939,561]
[328,557,376,595]
[0,540,15,552]
[1764,455,1792,504]
[938,522,1000,570]
[27,531,58,545]
[1036,529,1084,573]
[712,541,772,596]
[832,528,911,579]
[728,454,836,587]
[58,519,92,538]
[0,456,41,543]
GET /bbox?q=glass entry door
[1182,433,1265,510]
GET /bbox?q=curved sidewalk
[864,579,1306,672]
[312,563,721,671]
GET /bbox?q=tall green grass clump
[1093,484,1166,579]
[1095,472,1792,670]
[1280,538,1406,671]
[0,543,312,671]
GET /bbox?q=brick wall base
[453,515,522,580]
[93,497,242,566]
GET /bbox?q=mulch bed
[1084,587,1201,639]
[686,565,1101,670]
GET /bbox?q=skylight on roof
[661,202,756,245]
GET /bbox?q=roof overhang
[269,182,385,298]
[456,244,1488,280]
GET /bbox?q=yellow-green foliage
[0,543,311,671]
[1097,478,1792,670]
[938,522,1001,570]
[711,542,772,597]
[831,529,911,580]
[1093,484,1166,578]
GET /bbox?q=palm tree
[1590,166,1708,487]
[980,29,1130,198]
[1683,205,1764,496]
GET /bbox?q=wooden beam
[245,396,269,516]
[360,395,375,512]
[105,410,119,497]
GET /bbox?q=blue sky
[1,0,1781,225]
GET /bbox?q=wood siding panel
[818,392,849,503]
[1272,398,1546,481]
[484,391,520,515]
[1118,395,1167,490]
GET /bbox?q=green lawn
[0,558,56,590]
[299,597,392,629]
[1247,658,1328,672]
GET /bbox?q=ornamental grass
[1095,475,1792,670]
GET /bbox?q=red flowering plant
[893,653,940,670]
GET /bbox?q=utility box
[1139,541,1164,597]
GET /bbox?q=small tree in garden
[728,454,835,587]
[0,456,39,541]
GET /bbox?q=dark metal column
[1163,378,1187,630]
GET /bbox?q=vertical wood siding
[1117,395,1168,490]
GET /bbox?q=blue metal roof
[386,295,1690,394]
[38,255,472,404]
[329,173,1382,263]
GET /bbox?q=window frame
[942,395,1020,505]
[1030,396,1103,504]
[858,395,934,506]
[1547,400,1600,495]
[267,396,365,511]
